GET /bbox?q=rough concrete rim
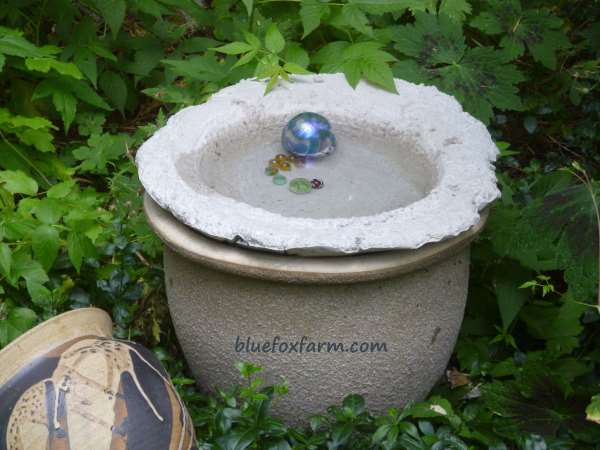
[144,194,488,284]
[136,73,499,255]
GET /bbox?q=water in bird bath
[179,127,436,220]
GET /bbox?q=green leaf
[439,0,472,23]
[329,424,353,448]
[520,299,586,342]
[244,32,261,50]
[393,12,466,65]
[407,397,458,423]
[217,430,258,450]
[392,12,524,123]
[470,1,569,69]
[10,251,49,297]
[342,4,373,36]
[212,42,255,55]
[349,0,414,14]
[0,170,38,195]
[33,78,112,113]
[31,224,60,271]
[46,180,76,199]
[494,263,530,331]
[162,55,230,82]
[0,28,54,58]
[99,70,128,115]
[342,60,362,88]
[0,306,37,347]
[0,53,5,72]
[300,0,329,39]
[18,129,55,152]
[25,58,83,78]
[70,79,113,110]
[586,395,600,425]
[0,109,56,130]
[343,394,365,415]
[0,243,12,278]
[254,54,280,79]
[267,440,291,450]
[231,50,258,69]
[89,42,117,62]
[481,367,580,437]
[265,73,280,94]
[265,24,285,54]
[67,230,95,273]
[241,0,253,16]
[283,62,311,75]
[439,47,523,123]
[91,0,126,38]
[33,198,65,224]
[313,41,350,69]
[74,48,98,87]
[178,37,222,54]
[361,57,396,92]
[73,133,130,174]
[317,41,396,92]
[53,89,77,133]
[283,43,310,68]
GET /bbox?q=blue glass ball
[282,112,336,159]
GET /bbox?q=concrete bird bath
[137,73,499,422]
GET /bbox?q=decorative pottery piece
[281,112,336,159]
[0,308,196,450]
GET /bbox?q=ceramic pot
[144,195,488,423]
[0,308,196,450]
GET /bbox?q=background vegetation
[0,0,599,448]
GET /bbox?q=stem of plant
[566,165,600,307]
[248,5,255,33]
[0,130,52,188]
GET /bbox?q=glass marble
[275,154,289,162]
[282,112,336,159]
[273,174,287,185]
[279,162,291,171]
[265,166,278,176]
[289,178,312,194]
[311,178,324,189]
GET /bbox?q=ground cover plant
[0,0,599,448]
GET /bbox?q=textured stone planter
[137,74,499,421]
[0,308,196,450]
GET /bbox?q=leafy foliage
[0,0,599,448]
[470,0,570,69]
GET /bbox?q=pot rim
[0,307,112,385]
[144,194,489,284]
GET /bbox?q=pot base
[164,245,469,423]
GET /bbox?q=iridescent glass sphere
[282,112,336,159]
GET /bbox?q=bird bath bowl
[137,74,499,422]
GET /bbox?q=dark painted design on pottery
[0,336,196,450]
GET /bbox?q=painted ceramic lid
[136,73,499,255]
